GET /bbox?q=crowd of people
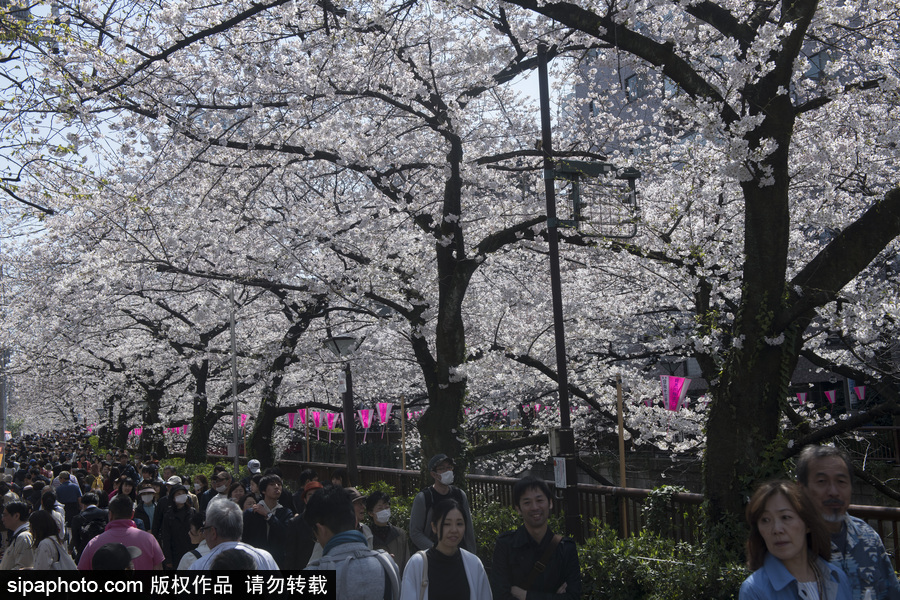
[1,429,899,600]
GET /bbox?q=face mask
[215,485,227,494]
[140,494,154,504]
[375,509,391,524]
[193,483,202,492]
[174,494,188,505]
[439,471,454,486]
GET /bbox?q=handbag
[51,539,78,571]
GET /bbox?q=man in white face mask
[408,454,476,552]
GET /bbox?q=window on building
[625,73,648,102]
[806,50,829,81]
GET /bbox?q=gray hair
[205,497,243,541]
[795,444,853,485]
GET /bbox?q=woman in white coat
[29,509,76,570]
[400,499,492,600]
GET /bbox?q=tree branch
[780,188,900,330]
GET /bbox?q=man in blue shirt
[797,445,900,600]
[55,471,83,525]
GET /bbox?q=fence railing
[278,459,900,569]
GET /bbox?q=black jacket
[490,527,582,600]
[241,504,293,568]
[70,505,108,560]
[160,504,196,568]
[283,513,317,570]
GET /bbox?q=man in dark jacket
[70,492,108,562]
[241,474,293,568]
[491,476,581,600]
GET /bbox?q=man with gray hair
[796,444,900,600]
[189,498,278,570]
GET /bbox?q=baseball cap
[166,476,181,486]
[428,454,454,472]
[345,487,366,503]
[247,459,261,474]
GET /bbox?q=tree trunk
[247,396,277,466]
[185,361,210,463]
[415,138,474,482]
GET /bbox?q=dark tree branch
[780,188,900,330]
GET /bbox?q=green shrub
[472,502,521,570]
[579,520,745,600]
[167,459,219,482]
[643,485,689,536]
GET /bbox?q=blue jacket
[740,553,852,600]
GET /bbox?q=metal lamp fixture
[323,335,361,485]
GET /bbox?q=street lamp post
[538,43,581,541]
[537,44,640,542]
[324,335,361,486]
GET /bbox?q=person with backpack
[29,509,77,570]
[176,513,209,570]
[400,498,491,600]
[70,493,108,562]
[409,455,476,553]
[305,486,401,600]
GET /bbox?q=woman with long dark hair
[740,480,851,600]
[400,499,491,599]
[30,510,76,570]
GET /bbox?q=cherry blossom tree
[485,0,900,547]
[3,2,900,561]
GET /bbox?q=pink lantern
[298,408,307,425]
[288,412,296,429]
[377,403,393,438]
[239,414,249,429]
[824,390,837,404]
[312,411,322,440]
[796,392,807,405]
[359,409,373,443]
[327,412,338,442]
[660,375,691,411]
[854,386,866,401]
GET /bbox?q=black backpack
[77,515,107,557]
[422,486,465,544]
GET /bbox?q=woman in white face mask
[366,491,411,574]
[133,482,158,533]
[160,484,197,571]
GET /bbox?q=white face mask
[193,483,202,492]
[439,471,454,486]
[140,494,154,504]
[215,485,227,494]
[375,508,391,524]
[174,494,188,505]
